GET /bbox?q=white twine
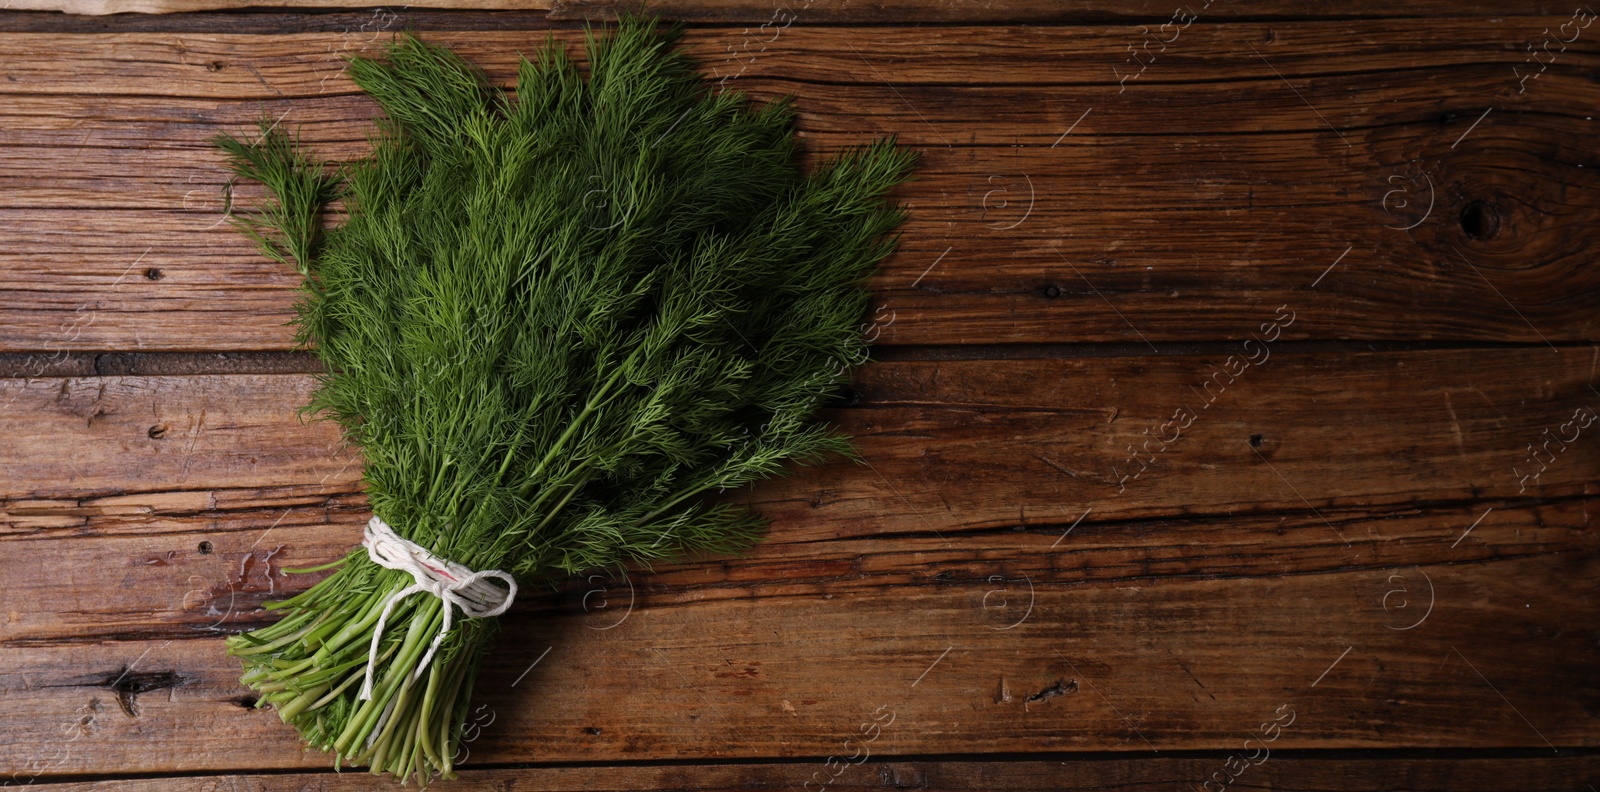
[357,515,517,701]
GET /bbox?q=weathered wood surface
[2,4,1596,788]
[5,350,1597,527]
[2,21,1597,352]
[29,758,1600,792]
[2,351,1597,774]
[6,0,1590,20]
[5,492,1594,647]
[3,502,1596,773]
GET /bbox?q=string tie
[357,515,517,700]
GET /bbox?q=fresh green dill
[213,17,915,784]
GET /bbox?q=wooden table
[2,2,1597,789]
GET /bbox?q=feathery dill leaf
[213,17,915,784]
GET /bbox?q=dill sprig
[213,17,915,784]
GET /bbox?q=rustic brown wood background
[2,1,1598,789]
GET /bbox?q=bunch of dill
[213,17,914,784]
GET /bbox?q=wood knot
[1459,200,1501,240]
[1025,677,1077,709]
[101,668,184,717]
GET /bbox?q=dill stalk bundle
[214,17,915,783]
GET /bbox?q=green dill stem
[378,670,427,773]
[493,420,531,486]
[297,610,352,658]
[277,683,331,721]
[264,567,347,610]
[423,455,455,515]
[400,709,425,778]
[230,614,316,656]
[633,476,724,529]
[328,594,403,754]
[528,472,594,536]
[308,658,374,710]
[273,656,319,679]
[436,649,471,776]
[314,585,397,662]
[340,596,442,758]
[518,354,636,498]
[279,556,351,574]
[415,663,445,770]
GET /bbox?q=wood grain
[5,0,1589,21]
[2,501,1596,774]
[3,7,1595,786]
[2,350,1596,774]
[1,22,1595,352]
[5,488,1593,645]
[5,350,1597,531]
[6,0,548,13]
[32,758,1600,792]
[0,373,359,499]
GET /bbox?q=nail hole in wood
[1249,433,1264,448]
[1042,284,1062,299]
[198,541,213,554]
[144,268,163,280]
[148,425,168,439]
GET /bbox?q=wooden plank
[12,23,1600,95]
[4,349,1596,527]
[0,373,360,499]
[6,488,1595,645]
[4,0,539,13]
[0,5,1593,31]
[31,757,1600,791]
[4,0,1589,21]
[1,23,1596,352]
[555,0,1600,25]
[2,501,1595,774]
